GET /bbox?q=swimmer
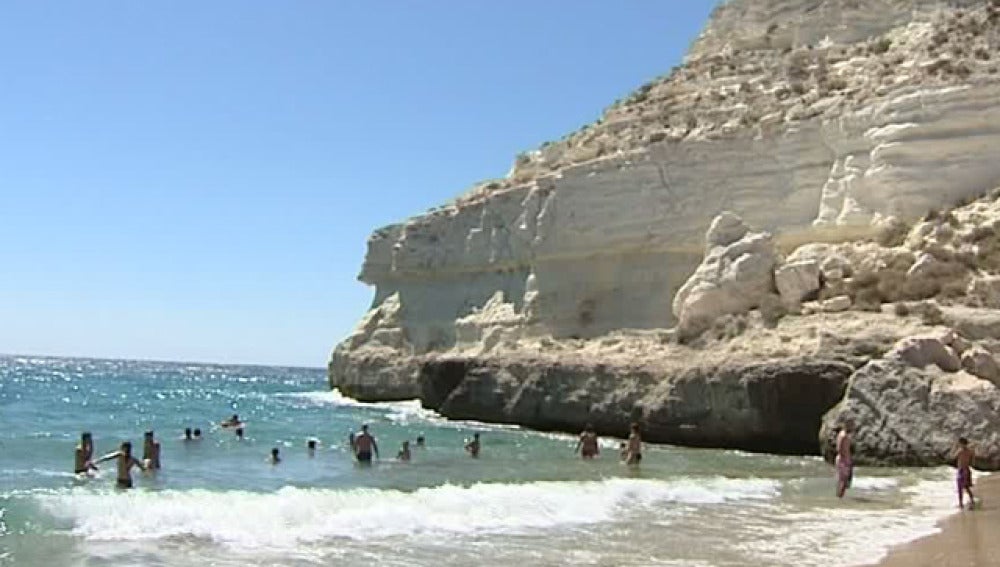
[143,431,161,470]
[193,428,202,440]
[618,442,628,462]
[307,438,318,457]
[954,437,976,510]
[74,432,97,475]
[235,427,245,441]
[397,441,411,462]
[183,428,193,441]
[269,447,281,464]
[465,433,481,458]
[220,414,241,428]
[93,441,147,489]
[835,420,855,498]
[353,424,379,464]
[575,423,600,459]
[416,435,426,448]
[625,423,642,466]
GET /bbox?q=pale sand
[878,474,1000,567]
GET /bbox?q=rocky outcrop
[672,213,780,337]
[330,0,1000,465]
[421,356,853,454]
[820,359,1000,469]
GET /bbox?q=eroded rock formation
[331,0,1000,466]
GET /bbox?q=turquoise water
[0,356,957,566]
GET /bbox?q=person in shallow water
[93,441,147,489]
[625,423,642,466]
[220,414,241,428]
[575,423,600,459]
[354,424,379,464]
[183,428,193,441]
[269,447,281,464]
[142,430,161,469]
[193,428,202,439]
[465,433,481,458]
[397,441,411,462]
[307,438,318,456]
[74,432,97,474]
[415,434,426,448]
[835,420,855,498]
[954,437,976,510]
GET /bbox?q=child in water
[397,441,411,462]
[93,441,147,489]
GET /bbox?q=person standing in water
[354,424,379,464]
[415,435,426,448]
[142,431,161,470]
[93,441,147,489]
[183,428,193,441]
[74,432,97,474]
[307,438,318,457]
[269,447,281,464]
[625,423,642,466]
[397,441,411,462]
[465,433,481,458]
[835,420,855,498]
[575,424,600,459]
[954,437,976,510]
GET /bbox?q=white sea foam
[35,477,779,550]
[738,473,956,567]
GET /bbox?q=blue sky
[0,1,716,367]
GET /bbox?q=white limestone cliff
[332,1,1000,385]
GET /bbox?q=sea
[0,356,960,567]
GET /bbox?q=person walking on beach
[835,420,854,498]
[954,437,976,510]
[142,431,161,470]
[74,432,97,475]
[575,424,600,459]
[93,441,147,489]
[465,433,481,458]
[354,424,379,464]
[625,423,642,466]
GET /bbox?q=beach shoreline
[877,473,1000,567]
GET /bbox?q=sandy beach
[878,473,1000,567]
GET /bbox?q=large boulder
[673,213,780,338]
[820,359,1000,469]
[961,346,1000,387]
[887,334,962,372]
[774,260,821,307]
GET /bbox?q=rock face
[422,356,853,454]
[331,0,1000,466]
[821,359,1000,469]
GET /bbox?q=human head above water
[193,428,202,437]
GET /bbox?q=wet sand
[878,474,1000,567]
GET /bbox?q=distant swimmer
[465,433,481,458]
[183,428,193,441]
[835,420,854,498]
[269,447,281,464]
[193,428,202,440]
[235,427,245,441]
[143,431,161,470]
[354,424,379,464]
[954,437,976,510]
[74,432,97,475]
[625,423,642,466]
[220,414,244,428]
[618,442,628,462]
[397,441,411,462]
[93,441,147,489]
[307,438,318,457]
[416,435,426,448]
[575,424,600,459]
